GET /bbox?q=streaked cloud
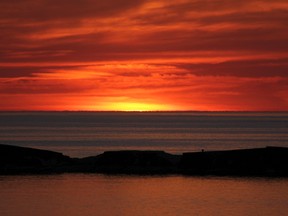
[0,0,287,111]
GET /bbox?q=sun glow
[107,102,172,112]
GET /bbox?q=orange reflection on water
[0,174,288,216]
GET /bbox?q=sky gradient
[1,0,288,111]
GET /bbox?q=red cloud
[0,0,287,111]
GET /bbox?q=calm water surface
[0,112,287,157]
[0,174,287,216]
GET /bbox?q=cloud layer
[0,0,288,110]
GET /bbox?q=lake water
[1,112,288,215]
[0,174,287,216]
[0,112,288,157]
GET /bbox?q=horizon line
[1,110,288,113]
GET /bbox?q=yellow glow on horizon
[106,102,173,112]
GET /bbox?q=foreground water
[0,174,287,216]
[0,112,288,157]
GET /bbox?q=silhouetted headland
[1,144,288,176]
[0,144,72,174]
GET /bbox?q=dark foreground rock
[91,150,180,174]
[0,144,288,176]
[0,144,72,174]
[179,147,288,177]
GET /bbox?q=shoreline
[1,144,288,177]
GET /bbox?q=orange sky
[0,0,288,111]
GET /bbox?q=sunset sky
[0,0,288,111]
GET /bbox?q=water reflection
[0,174,287,216]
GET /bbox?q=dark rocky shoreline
[1,144,288,177]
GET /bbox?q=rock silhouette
[0,144,72,174]
[91,150,180,174]
[0,144,287,176]
[179,146,288,176]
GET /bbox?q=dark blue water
[0,112,287,157]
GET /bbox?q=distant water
[0,112,287,157]
[0,174,288,216]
